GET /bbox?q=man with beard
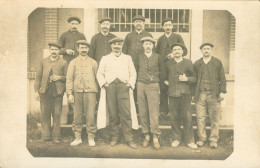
[89,17,116,64]
[58,16,86,124]
[34,43,68,143]
[194,43,226,149]
[97,37,138,149]
[137,36,166,150]
[156,17,187,116]
[122,15,153,69]
[164,43,198,149]
[66,40,98,146]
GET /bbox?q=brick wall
[44,8,58,48]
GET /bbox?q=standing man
[137,36,166,150]
[164,43,198,149]
[97,37,138,149]
[89,17,116,64]
[58,16,86,124]
[156,17,187,116]
[122,15,153,69]
[34,43,68,143]
[66,40,99,147]
[194,43,226,149]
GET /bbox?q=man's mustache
[51,53,58,55]
[102,27,109,30]
[113,47,121,50]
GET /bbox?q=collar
[78,55,88,60]
[135,29,143,34]
[165,32,172,38]
[111,52,122,57]
[174,57,183,63]
[48,55,60,62]
[101,31,109,36]
[145,52,153,58]
[69,29,78,34]
[203,56,212,64]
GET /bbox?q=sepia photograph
[0,0,259,168]
[27,7,234,159]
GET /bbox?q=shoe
[187,143,198,149]
[88,138,95,147]
[171,140,180,148]
[210,142,218,148]
[53,139,61,144]
[110,138,118,146]
[127,141,138,149]
[153,141,160,150]
[143,134,150,147]
[196,140,205,147]
[70,139,82,146]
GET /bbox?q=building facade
[28,8,235,127]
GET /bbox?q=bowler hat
[171,43,187,56]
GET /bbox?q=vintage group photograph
[27,7,235,160]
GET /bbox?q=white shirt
[97,52,137,89]
[136,29,143,34]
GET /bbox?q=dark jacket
[137,53,166,84]
[58,30,86,63]
[166,58,196,97]
[88,32,116,64]
[156,33,186,60]
[122,30,153,68]
[193,56,227,102]
[34,56,68,95]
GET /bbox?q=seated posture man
[66,40,98,147]
[194,43,226,149]
[97,37,138,149]
[137,36,166,150]
[164,43,198,149]
[34,43,68,143]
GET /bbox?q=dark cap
[132,15,145,22]
[48,42,62,49]
[108,37,124,44]
[171,43,187,56]
[99,17,112,24]
[76,40,90,47]
[162,17,173,26]
[68,17,81,24]
[141,36,156,43]
[200,43,214,49]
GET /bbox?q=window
[98,8,191,33]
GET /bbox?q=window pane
[179,25,189,32]
[173,10,178,23]
[172,25,178,32]
[150,9,155,23]
[145,24,155,32]
[167,9,172,18]
[120,24,131,32]
[156,9,160,23]
[138,9,142,15]
[110,24,119,32]
[145,9,149,18]
[162,9,166,20]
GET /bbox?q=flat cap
[99,17,112,24]
[76,40,90,47]
[68,17,81,24]
[200,43,214,49]
[162,17,173,26]
[141,36,156,43]
[48,42,62,49]
[132,15,145,22]
[171,43,187,56]
[108,37,124,44]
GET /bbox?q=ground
[27,113,233,160]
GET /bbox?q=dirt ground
[27,114,233,160]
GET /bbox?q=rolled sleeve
[66,60,75,95]
[128,57,137,89]
[96,57,107,88]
